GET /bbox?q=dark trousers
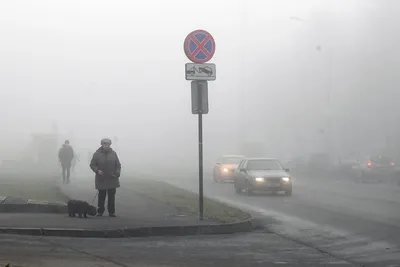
[61,165,71,184]
[97,188,116,214]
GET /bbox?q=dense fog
[0,0,399,176]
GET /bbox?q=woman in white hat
[89,138,121,217]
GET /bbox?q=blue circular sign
[184,29,216,63]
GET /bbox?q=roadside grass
[0,178,68,203]
[124,178,251,223]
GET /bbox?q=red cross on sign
[184,29,216,64]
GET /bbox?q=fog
[1,0,399,175]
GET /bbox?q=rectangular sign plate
[191,80,209,114]
[185,63,216,81]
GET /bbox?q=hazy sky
[0,0,398,167]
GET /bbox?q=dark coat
[90,147,121,190]
[58,144,74,166]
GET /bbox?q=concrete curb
[0,179,69,214]
[0,219,254,238]
[0,203,67,214]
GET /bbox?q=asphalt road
[0,232,355,267]
[163,172,400,265]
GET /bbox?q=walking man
[58,140,74,184]
[90,138,121,217]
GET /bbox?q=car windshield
[247,160,283,170]
[221,157,243,164]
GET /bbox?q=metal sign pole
[183,29,216,222]
[198,112,204,220]
[191,80,208,221]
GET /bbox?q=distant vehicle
[213,155,245,183]
[351,155,399,183]
[337,157,358,175]
[307,153,337,175]
[233,158,292,196]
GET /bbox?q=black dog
[67,199,97,218]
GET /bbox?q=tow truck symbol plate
[185,63,216,81]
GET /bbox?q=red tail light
[391,162,395,166]
[367,162,372,167]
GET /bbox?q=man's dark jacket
[58,144,74,167]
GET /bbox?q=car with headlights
[351,155,399,183]
[213,155,245,183]
[233,158,292,196]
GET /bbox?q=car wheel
[233,179,241,193]
[244,180,253,196]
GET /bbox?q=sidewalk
[0,177,259,238]
[0,176,217,230]
[53,178,216,229]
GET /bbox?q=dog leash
[91,190,99,205]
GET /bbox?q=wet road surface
[0,232,355,267]
[163,172,400,265]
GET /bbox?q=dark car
[351,155,400,183]
[233,158,292,196]
[337,157,358,177]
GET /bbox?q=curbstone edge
[0,227,43,236]
[0,218,254,238]
[42,228,107,238]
